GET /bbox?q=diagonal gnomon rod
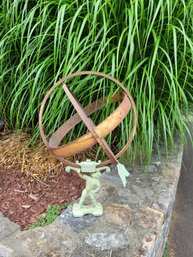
[62,84,118,164]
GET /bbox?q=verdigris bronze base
[66,159,110,217]
[73,203,103,218]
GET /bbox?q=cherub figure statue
[66,159,110,217]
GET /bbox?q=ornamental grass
[0,0,192,163]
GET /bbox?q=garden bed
[0,132,84,229]
[0,169,84,229]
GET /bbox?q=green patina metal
[66,159,130,217]
[66,159,110,217]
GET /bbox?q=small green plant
[163,242,170,257]
[30,203,68,229]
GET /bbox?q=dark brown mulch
[0,168,85,230]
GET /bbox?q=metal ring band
[39,71,137,168]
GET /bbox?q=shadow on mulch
[0,168,84,230]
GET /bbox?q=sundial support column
[66,160,110,217]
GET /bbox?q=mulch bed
[0,167,84,230]
[0,131,86,229]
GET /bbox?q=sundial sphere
[39,71,137,218]
[39,71,137,168]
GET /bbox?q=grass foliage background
[0,0,193,162]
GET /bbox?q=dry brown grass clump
[0,131,64,180]
[0,131,118,181]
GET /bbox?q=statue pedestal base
[72,203,103,218]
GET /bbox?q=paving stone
[162,165,180,182]
[111,246,131,257]
[57,206,101,232]
[96,183,116,202]
[143,165,158,173]
[101,170,123,186]
[130,185,154,200]
[0,244,13,257]
[85,233,129,250]
[151,176,161,184]
[132,234,156,257]
[105,204,132,226]
[117,189,142,204]
[152,192,172,213]
[144,188,155,198]
[72,247,86,257]
[134,206,164,234]
[72,246,111,257]
[131,185,147,199]
[1,222,79,257]
[165,150,183,172]
[0,214,20,240]
[28,224,78,257]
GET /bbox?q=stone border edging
[0,144,183,257]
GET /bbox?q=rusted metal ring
[39,71,137,167]
[48,93,128,159]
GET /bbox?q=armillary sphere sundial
[39,71,137,218]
